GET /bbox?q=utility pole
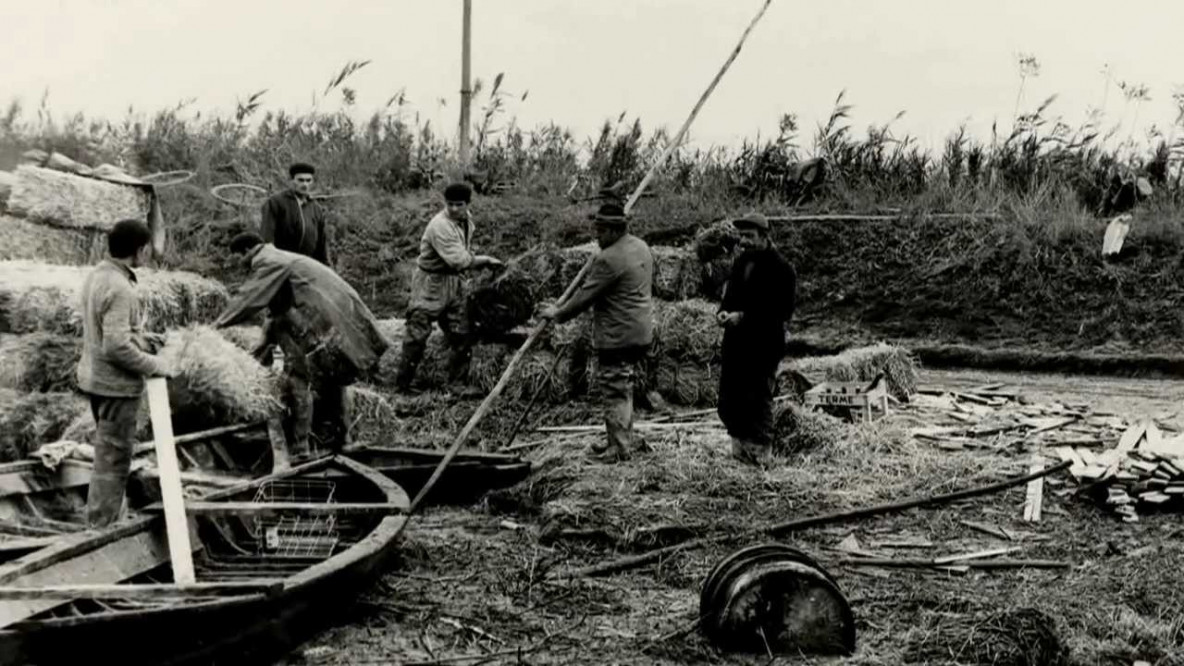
[458,0,473,168]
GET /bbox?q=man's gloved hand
[252,344,275,368]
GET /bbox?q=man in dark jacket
[77,219,175,526]
[716,213,796,466]
[260,162,330,265]
[540,203,654,463]
[214,233,389,462]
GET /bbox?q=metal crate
[251,479,340,558]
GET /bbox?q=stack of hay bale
[0,152,276,462]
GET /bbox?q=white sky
[3,1,1183,153]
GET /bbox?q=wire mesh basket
[251,479,340,558]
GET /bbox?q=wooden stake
[1023,455,1044,523]
[145,377,196,585]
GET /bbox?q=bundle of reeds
[652,358,719,407]
[0,215,107,264]
[466,268,536,338]
[156,325,282,432]
[0,333,81,393]
[772,402,848,455]
[652,299,721,364]
[904,608,1068,666]
[6,165,151,230]
[217,325,263,352]
[0,389,89,462]
[0,261,228,335]
[793,343,919,400]
[650,246,703,301]
[693,220,740,300]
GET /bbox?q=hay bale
[794,343,919,400]
[693,220,740,300]
[6,165,151,230]
[650,246,702,301]
[506,243,598,303]
[652,299,721,364]
[652,358,719,407]
[904,608,1069,666]
[0,215,108,264]
[156,325,282,432]
[772,403,847,455]
[0,261,228,335]
[0,333,81,392]
[0,389,89,462]
[218,325,263,352]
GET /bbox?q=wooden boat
[0,460,96,563]
[0,454,408,666]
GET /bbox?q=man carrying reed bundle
[77,219,176,527]
[214,233,389,463]
[716,213,796,466]
[260,162,330,265]
[541,203,654,463]
[394,182,503,397]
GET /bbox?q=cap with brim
[589,203,628,224]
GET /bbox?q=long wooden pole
[624,0,774,213]
[393,0,777,535]
[458,0,473,167]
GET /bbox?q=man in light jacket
[77,219,174,527]
[541,203,654,463]
[394,182,502,396]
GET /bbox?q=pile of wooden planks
[1055,422,1184,522]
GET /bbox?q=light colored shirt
[416,210,475,274]
[77,259,166,397]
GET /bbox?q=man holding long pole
[540,203,654,463]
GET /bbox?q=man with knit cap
[261,162,330,265]
[394,182,503,396]
[540,203,654,463]
[716,212,797,466]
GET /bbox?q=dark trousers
[597,345,649,453]
[279,331,351,457]
[85,394,141,528]
[717,339,781,447]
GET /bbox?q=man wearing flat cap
[541,203,654,463]
[395,182,503,395]
[716,212,797,466]
[261,162,331,265]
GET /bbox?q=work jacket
[260,190,329,265]
[214,244,388,378]
[76,260,167,397]
[416,209,475,275]
[555,234,654,351]
[720,244,797,360]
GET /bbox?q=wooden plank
[1053,447,1086,477]
[132,421,266,456]
[267,416,290,472]
[1026,416,1078,438]
[0,537,58,558]
[143,501,407,516]
[960,520,1014,541]
[933,546,1022,565]
[0,581,282,600]
[1023,456,1044,522]
[1116,422,1147,454]
[1145,422,1163,451]
[0,527,171,627]
[146,377,196,585]
[1077,448,1099,466]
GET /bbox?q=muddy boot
[587,443,629,464]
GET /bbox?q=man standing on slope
[540,203,654,463]
[260,162,331,265]
[214,233,389,463]
[716,213,797,466]
[394,182,502,396]
[77,219,175,527]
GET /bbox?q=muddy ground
[279,369,1184,666]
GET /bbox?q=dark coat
[260,190,329,265]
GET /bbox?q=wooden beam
[132,421,266,456]
[0,537,58,558]
[143,501,407,516]
[0,580,283,600]
[145,377,196,585]
[838,558,1068,570]
[1023,456,1044,522]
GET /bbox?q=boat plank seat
[0,581,283,600]
[143,501,408,516]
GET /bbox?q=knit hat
[289,162,315,178]
[444,182,473,203]
[732,212,770,232]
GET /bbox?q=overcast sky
[3,1,1183,153]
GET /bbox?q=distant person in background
[394,182,503,396]
[260,162,330,265]
[540,203,654,463]
[76,219,175,527]
[214,233,389,463]
[716,213,796,467]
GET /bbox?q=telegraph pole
[458,0,473,167]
